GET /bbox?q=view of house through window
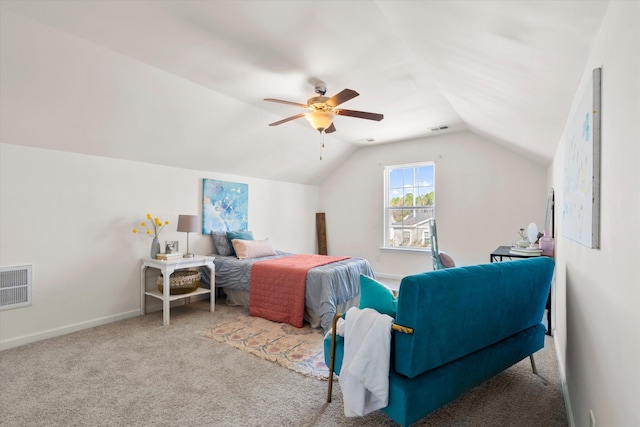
[385,162,435,250]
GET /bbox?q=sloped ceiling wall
[0,1,609,185]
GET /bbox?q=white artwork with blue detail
[202,179,248,234]
[562,68,601,248]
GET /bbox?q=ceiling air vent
[0,265,32,310]
[430,125,450,132]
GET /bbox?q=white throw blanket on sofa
[340,307,394,417]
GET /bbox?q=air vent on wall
[430,125,450,132]
[0,265,32,310]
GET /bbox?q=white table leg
[162,267,174,326]
[140,265,147,315]
[208,263,215,313]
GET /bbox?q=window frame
[383,161,436,252]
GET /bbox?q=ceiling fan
[264,82,384,134]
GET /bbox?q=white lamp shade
[177,215,199,233]
[305,111,334,131]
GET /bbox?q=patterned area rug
[202,312,329,380]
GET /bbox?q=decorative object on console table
[539,231,554,256]
[515,228,529,248]
[526,223,539,246]
[177,214,199,258]
[156,252,184,260]
[165,240,179,254]
[132,213,169,258]
[150,238,161,259]
[509,247,543,256]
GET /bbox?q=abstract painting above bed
[202,179,248,234]
[200,251,372,332]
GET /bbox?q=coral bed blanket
[249,254,350,327]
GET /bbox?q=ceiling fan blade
[336,109,384,121]
[325,123,337,134]
[264,98,308,108]
[268,113,305,126]
[325,89,359,107]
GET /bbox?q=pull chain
[319,130,325,160]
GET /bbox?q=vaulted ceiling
[0,1,609,185]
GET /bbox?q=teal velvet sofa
[324,256,555,426]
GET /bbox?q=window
[384,162,435,250]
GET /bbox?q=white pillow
[231,238,276,259]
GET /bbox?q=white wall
[0,143,319,349]
[550,2,640,426]
[320,131,548,278]
[0,7,322,350]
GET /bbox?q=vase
[539,231,555,256]
[150,238,160,259]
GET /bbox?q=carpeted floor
[0,300,568,426]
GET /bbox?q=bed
[199,250,373,332]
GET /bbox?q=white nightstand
[140,255,215,326]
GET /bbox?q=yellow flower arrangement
[132,213,169,239]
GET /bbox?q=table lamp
[177,214,199,258]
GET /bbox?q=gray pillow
[211,231,233,256]
[209,232,219,255]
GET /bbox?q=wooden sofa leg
[327,313,342,403]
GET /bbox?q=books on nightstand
[156,252,184,260]
[509,247,543,256]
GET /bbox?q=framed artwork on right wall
[562,67,601,249]
[544,188,555,237]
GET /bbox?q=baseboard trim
[374,272,405,281]
[554,333,575,427]
[0,309,141,351]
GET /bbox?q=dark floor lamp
[177,215,199,258]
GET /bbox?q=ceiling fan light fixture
[305,111,334,132]
[265,85,381,134]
